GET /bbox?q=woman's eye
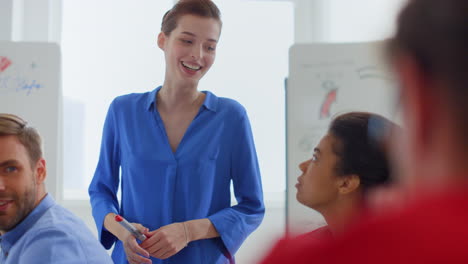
[181,39,192,44]
[312,155,318,162]
[207,46,216,51]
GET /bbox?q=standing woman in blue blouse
[88,1,264,263]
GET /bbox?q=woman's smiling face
[158,14,221,86]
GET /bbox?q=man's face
[0,135,41,232]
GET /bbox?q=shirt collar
[145,86,160,111]
[145,86,218,113]
[0,193,55,254]
[202,91,218,112]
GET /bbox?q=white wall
[0,0,13,40]
[3,0,62,42]
[292,0,405,43]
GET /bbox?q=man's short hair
[388,0,468,142]
[0,113,43,167]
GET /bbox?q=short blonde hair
[0,113,42,167]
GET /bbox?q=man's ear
[338,174,360,195]
[157,32,166,50]
[34,158,47,184]
[395,54,436,155]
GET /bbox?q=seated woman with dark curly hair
[294,112,396,241]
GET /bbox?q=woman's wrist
[184,218,219,242]
[104,212,127,241]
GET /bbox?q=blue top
[0,194,113,264]
[89,87,264,264]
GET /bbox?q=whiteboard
[0,42,62,199]
[286,41,397,234]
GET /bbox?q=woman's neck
[319,195,362,237]
[159,80,202,111]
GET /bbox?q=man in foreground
[261,0,468,262]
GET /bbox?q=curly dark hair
[328,112,395,193]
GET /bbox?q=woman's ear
[338,174,360,195]
[157,32,166,50]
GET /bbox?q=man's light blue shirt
[89,87,265,263]
[0,194,113,264]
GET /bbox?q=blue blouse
[88,87,264,264]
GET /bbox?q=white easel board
[0,42,62,198]
[286,41,396,234]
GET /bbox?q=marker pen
[115,215,147,241]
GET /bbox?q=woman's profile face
[296,134,342,211]
[158,14,221,86]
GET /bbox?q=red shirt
[295,225,333,243]
[261,188,468,264]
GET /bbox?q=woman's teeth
[182,62,201,71]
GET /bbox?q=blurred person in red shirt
[261,0,468,263]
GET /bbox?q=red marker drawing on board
[0,57,12,73]
[115,215,147,241]
[320,89,337,119]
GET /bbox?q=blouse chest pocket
[178,145,220,167]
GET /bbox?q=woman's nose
[298,160,310,172]
[190,45,203,60]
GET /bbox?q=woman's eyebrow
[181,31,218,43]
